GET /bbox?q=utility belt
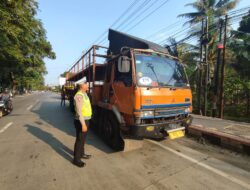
[74,115,91,121]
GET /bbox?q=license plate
[168,130,185,139]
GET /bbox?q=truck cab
[101,47,192,142]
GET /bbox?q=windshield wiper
[146,63,160,84]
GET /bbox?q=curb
[191,114,250,126]
[187,125,250,154]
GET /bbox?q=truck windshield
[135,54,188,87]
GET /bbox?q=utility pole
[212,19,224,117]
[198,18,204,115]
[203,16,209,116]
[219,15,228,118]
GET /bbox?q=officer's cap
[75,77,87,85]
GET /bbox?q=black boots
[72,154,91,167]
[82,154,91,159]
[73,160,86,168]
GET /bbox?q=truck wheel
[69,98,75,113]
[104,112,124,151]
[98,109,107,137]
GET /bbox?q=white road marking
[0,122,13,133]
[27,105,33,111]
[147,140,250,190]
[26,100,40,111]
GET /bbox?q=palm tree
[177,0,239,72]
[178,0,239,25]
[178,0,239,54]
[179,0,239,56]
[177,0,239,114]
[178,0,239,70]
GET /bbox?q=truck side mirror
[118,56,130,73]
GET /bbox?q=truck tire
[98,109,107,137]
[69,97,75,113]
[103,112,124,151]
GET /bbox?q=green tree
[0,0,55,91]
[177,0,239,115]
[229,10,250,79]
[227,11,250,116]
[178,0,239,69]
[178,0,239,25]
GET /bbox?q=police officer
[73,78,92,167]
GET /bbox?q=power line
[119,0,161,31]
[164,10,249,47]
[173,13,250,54]
[96,5,250,47]
[93,30,108,45]
[147,19,184,38]
[158,21,201,45]
[97,0,153,46]
[145,19,185,40]
[110,0,142,29]
[227,6,250,15]
[100,0,156,45]
[98,3,249,49]
[92,0,141,45]
[158,25,195,45]
[160,6,250,46]
[101,0,172,45]
[115,0,152,30]
[125,0,170,32]
[148,20,188,41]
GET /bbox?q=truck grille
[155,107,187,117]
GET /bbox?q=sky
[37,0,250,86]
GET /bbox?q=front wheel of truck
[103,112,124,151]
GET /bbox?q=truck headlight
[141,110,154,117]
[184,108,190,113]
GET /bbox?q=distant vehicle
[0,90,13,117]
[65,29,192,151]
[63,82,76,112]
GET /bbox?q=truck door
[102,62,114,103]
[110,57,134,115]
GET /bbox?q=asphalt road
[0,92,249,190]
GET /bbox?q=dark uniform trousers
[74,119,89,162]
[61,94,65,106]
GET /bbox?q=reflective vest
[75,91,92,119]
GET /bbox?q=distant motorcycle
[0,93,13,117]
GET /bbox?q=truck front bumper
[130,116,192,139]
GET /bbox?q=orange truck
[66,29,192,150]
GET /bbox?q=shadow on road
[50,96,62,100]
[32,98,75,137]
[86,129,114,154]
[24,124,73,162]
[32,94,114,154]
